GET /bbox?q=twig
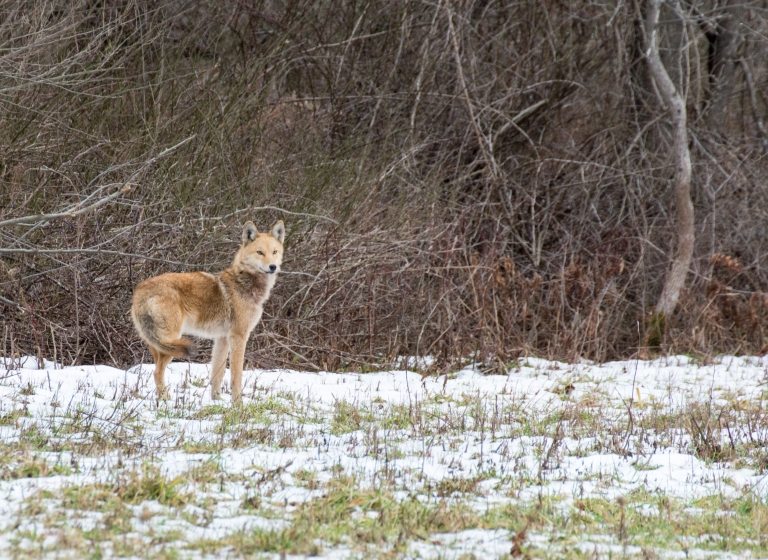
[191,206,338,225]
[0,185,131,228]
[0,135,196,230]
[0,247,186,265]
[0,294,20,308]
[444,3,500,179]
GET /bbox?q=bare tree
[643,0,695,347]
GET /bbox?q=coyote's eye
[273,250,278,255]
[256,250,265,256]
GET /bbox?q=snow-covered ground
[1,355,767,558]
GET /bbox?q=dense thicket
[2,1,768,371]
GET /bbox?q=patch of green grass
[293,468,320,489]
[181,440,223,453]
[379,404,414,430]
[46,464,191,514]
[194,398,304,447]
[331,401,374,435]
[54,407,96,436]
[0,408,27,426]
[293,478,479,546]
[15,490,168,557]
[192,525,316,556]
[631,460,661,472]
[185,458,224,484]
[384,444,405,459]
[512,412,563,438]
[117,464,191,507]
[564,493,768,555]
[217,425,275,447]
[0,454,72,480]
[462,490,768,558]
[192,404,228,420]
[188,474,483,556]
[196,397,291,424]
[19,425,49,450]
[425,393,458,406]
[60,483,126,512]
[433,475,485,497]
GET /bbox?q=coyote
[131,220,285,402]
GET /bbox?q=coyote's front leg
[210,336,229,400]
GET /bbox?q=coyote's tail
[132,310,197,360]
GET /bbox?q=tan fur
[131,220,285,402]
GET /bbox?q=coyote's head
[234,220,285,275]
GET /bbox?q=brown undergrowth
[2,1,768,369]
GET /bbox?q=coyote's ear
[271,220,285,243]
[242,221,258,244]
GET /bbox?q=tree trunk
[644,0,694,347]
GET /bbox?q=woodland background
[1,0,768,372]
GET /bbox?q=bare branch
[445,3,499,179]
[0,135,195,230]
[0,247,186,265]
[0,185,129,228]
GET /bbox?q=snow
[1,354,767,558]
